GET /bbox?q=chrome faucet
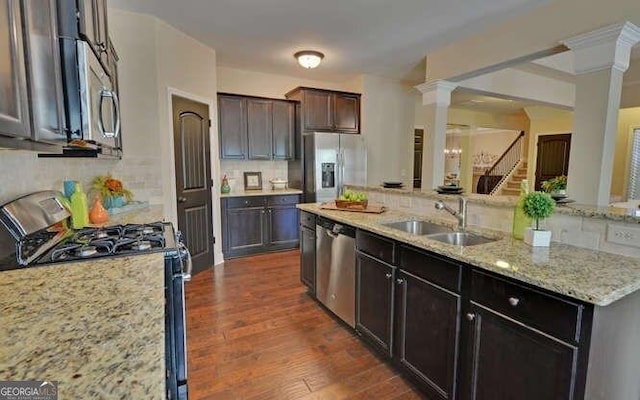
[435,196,468,232]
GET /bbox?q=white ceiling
[110,0,547,83]
[450,90,538,114]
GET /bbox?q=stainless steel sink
[382,220,452,235]
[426,232,498,246]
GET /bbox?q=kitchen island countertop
[0,253,166,398]
[298,203,640,306]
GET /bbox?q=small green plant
[541,175,567,193]
[522,191,556,230]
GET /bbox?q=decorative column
[563,22,640,205]
[415,80,458,191]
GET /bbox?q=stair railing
[479,131,525,195]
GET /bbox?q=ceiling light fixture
[294,50,324,69]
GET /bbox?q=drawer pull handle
[466,313,476,321]
[385,273,392,279]
[508,297,520,307]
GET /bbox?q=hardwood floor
[185,250,426,400]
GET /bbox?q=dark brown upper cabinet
[0,0,70,151]
[218,95,247,159]
[286,87,360,134]
[247,98,273,160]
[271,100,295,160]
[217,93,296,160]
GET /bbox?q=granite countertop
[348,185,640,223]
[298,203,640,306]
[221,188,303,198]
[0,253,166,398]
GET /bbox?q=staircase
[501,162,528,196]
[476,131,526,195]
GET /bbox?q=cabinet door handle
[396,278,404,285]
[385,273,392,279]
[508,297,520,307]
[466,313,476,321]
[178,197,187,203]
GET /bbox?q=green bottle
[512,179,532,240]
[70,182,90,229]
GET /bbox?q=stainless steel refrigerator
[303,132,367,203]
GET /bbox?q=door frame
[166,87,223,265]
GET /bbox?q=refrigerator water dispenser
[321,163,335,188]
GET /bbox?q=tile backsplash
[219,160,288,191]
[0,150,163,204]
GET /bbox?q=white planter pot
[524,228,552,247]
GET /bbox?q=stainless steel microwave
[59,38,120,152]
[77,41,120,149]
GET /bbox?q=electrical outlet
[607,224,640,248]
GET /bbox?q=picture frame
[243,171,263,190]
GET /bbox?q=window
[628,128,640,200]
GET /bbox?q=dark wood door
[461,303,578,400]
[396,270,460,400]
[356,251,394,358]
[0,0,31,139]
[267,205,299,248]
[534,134,571,190]
[218,95,246,159]
[172,95,215,271]
[225,207,267,256]
[272,100,294,160]
[334,93,359,133]
[300,225,316,293]
[246,98,272,160]
[303,90,332,131]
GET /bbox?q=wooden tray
[320,202,386,214]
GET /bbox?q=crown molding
[563,22,640,74]
[415,80,458,106]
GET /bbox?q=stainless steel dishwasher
[316,217,356,328]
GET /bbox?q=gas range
[0,191,177,271]
[36,222,174,265]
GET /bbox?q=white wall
[458,68,575,109]
[108,8,223,263]
[360,75,416,187]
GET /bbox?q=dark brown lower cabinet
[299,225,315,293]
[267,205,299,249]
[460,303,578,400]
[221,195,299,258]
[355,251,395,358]
[312,226,594,400]
[224,207,267,256]
[396,270,461,400]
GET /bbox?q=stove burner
[77,246,98,257]
[72,226,122,243]
[50,240,113,262]
[132,241,151,251]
